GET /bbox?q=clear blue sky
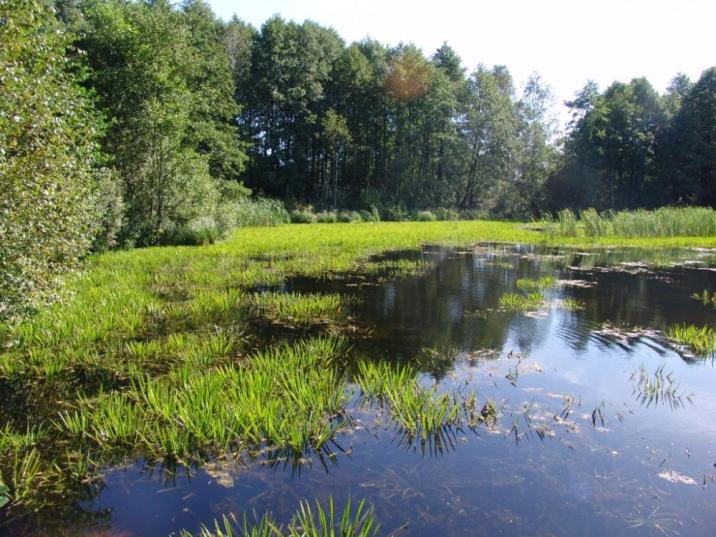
[207,0,715,114]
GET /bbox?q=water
[4,244,716,536]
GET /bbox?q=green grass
[355,361,478,440]
[182,497,378,537]
[692,290,716,308]
[498,292,544,312]
[665,324,716,356]
[539,207,716,239]
[515,276,556,292]
[249,292,344,324]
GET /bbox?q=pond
[3,244,716,536]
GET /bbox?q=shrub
[337,211,363,223]
[382,205,410,221]
[416,210,437,222]
[316,211,338,223]
[0,0,101,320]
[290,208,316,224]
[434,207,460,221]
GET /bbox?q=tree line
[1,0,715,318]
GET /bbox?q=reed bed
[542,207,716,238]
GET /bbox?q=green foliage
[543,207,716,238]
[290,208,317,224]
[78,0,248,246]
[182,497,378,537]
[666,325,716,356]
[416,211,437,222]
[498,292,544,312]
[0,0,101,320]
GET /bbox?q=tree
[660,68,716,205]
[0,0,101,319]
[79,0,240,245]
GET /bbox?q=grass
[354,361,485,441]
[249,292,344,324]
[665,324,716,356]
[540,207,716,238]
[181,497,378,537]
[692,290,716,308]
[498,292,544,312]
[515,276,556,292]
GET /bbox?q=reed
[181,497,378,537]
[665,324,716,356]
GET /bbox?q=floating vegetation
[498,292,544,312]
[182,497,378,537]
[591,323,660,346]
[665,324,716,356]
[515,276,555,292]
[630,365,693,409]
[555,297,585,311]
[692,289,716,308]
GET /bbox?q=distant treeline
[1,0,715,318]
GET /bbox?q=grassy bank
[1,219,715,513]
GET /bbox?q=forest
[1,0,715,319]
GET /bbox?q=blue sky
[207,0,715,119]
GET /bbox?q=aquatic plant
[515,276,555,292]
[249,291,344,325]
[181,497,378,537]
[692,290,716,308]
[665,324,716,356]
[556,297,585,311]
[630,364,692,409]
[498,292,544,311]
[355,361,462,440]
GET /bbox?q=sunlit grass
[355,361,463,440]
[498,292,544,312]
[182,497,378,537]
[515,276,555,292]
[665,324,716,356]
[249,292,344,324]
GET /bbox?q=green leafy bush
[416,211,437,222]
[0,0,101,320]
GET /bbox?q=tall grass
[233,197,291,228]
[544,207,716,238]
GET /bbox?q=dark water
[6,244,716,536]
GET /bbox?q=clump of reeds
[182,497,378,537]
[498,292,544,312]
[665,324,716,356]
[542,207,716,238]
